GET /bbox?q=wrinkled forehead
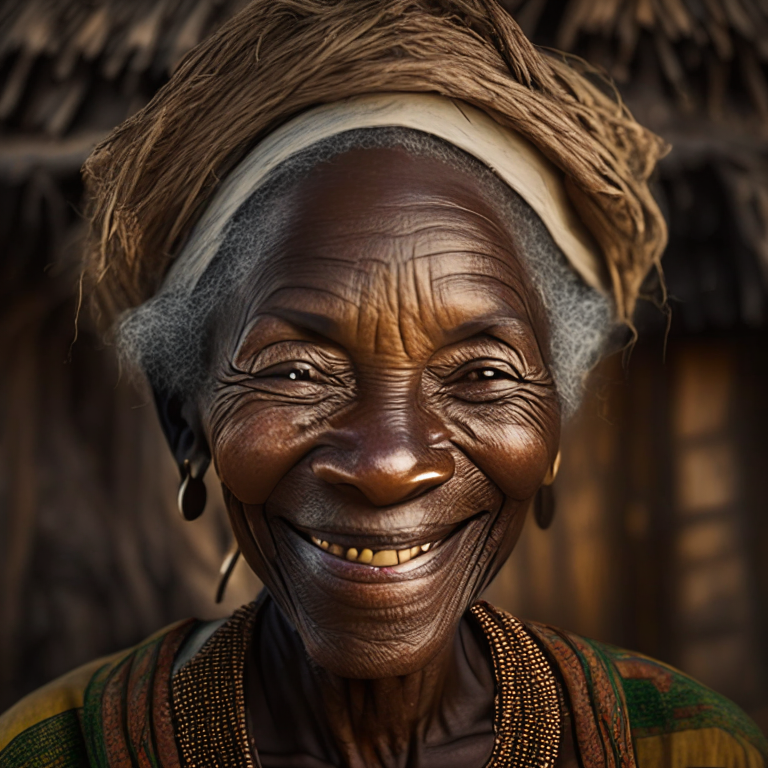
[235,146,548,332]
[215,147,555,365]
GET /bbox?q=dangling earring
[215,543,241,604]
[177,459,207,521]
[534,451,561,530]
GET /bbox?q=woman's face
[201,147,561,678]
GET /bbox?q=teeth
[309,536,440,566]
[358,548,373,564]
[372,550,399,567]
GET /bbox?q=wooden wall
[487,333,768,730]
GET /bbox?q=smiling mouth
[291,508,493,570]
[308,536,440,566]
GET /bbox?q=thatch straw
[81,0,669,325]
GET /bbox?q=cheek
[473,426,548,499]
[211,402,318,505]
[450,402,560,500]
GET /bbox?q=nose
[311,409,455,507]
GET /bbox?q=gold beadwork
[172,604,257,768]
[171,601,561,767]
[470,600,561,768]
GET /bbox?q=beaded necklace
[172,600,562,768]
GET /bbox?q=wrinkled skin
[162,148,563,767]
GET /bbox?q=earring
[534,451,561,530]
[177,459,207,521]
[215,543,241,604]
[542,450,561,486]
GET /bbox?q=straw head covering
[82,0,669,325]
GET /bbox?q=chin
[230,489,529,679]
[301,619,455,679]
[257,512,502,678]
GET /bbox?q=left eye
[463,367,515,382]
[286,367,314,381]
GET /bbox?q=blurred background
[1,0,767,732]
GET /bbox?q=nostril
[399,481,434,503]
[332,482,370,503]
[311,444,455,506]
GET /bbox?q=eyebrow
[437,315,529,346]
[241,310,533,360]
[251,308,344,345]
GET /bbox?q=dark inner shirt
[245,596,580,768]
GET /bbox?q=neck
[246,595,496,768]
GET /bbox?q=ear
[152,388,211,480]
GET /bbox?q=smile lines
[309,537,437,566]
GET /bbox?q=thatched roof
[0,0,766,325]
[3,0,765,130]
[505,0,768,328]
[513,0,768,125]
[0,0,248,137]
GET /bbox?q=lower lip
[282,522,473,584]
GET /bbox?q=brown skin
[165,148,563,766]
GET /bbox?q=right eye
[255,361,325,383]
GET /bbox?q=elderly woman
[1,2,765,767]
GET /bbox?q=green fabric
[81,659,122,768]
[593,641,768,755]
[81,622,191,768]
[3,609,766,768]
[0,711,88,768]
[0,620,190,768]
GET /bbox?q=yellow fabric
[635,727,766,768]
[0,619,191,755]
[0,654,117,753]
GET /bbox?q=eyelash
[254,361,325,383]
[255,359,520,382]
[236,340,341,381]
[462,367,515,381]
[444,353,523,381]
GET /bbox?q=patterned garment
[1,601,764,768]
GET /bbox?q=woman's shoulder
[0,655,109,768]
[601,641,767,768]
[0,617,196,768]
[526,618,767,768]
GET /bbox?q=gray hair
[118,127,615,417]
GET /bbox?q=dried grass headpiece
[82,0,669,325]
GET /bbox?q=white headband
[163,92,606,294]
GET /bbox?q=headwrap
[165,92,605,296]
[82,0,669,324]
